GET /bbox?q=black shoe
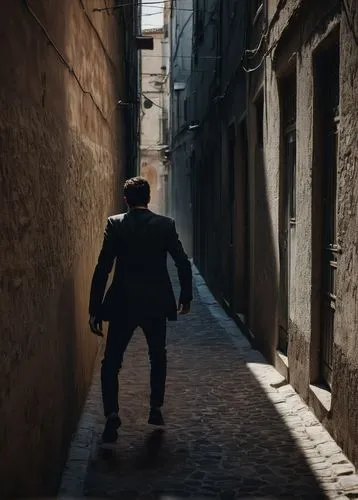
[102,413,121,444]
[148,408,165,426]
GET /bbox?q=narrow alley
[1,0,358,497]
[60,264,358,499]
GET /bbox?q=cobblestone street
[60,264,358,499]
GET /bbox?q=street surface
[59,263,358,499]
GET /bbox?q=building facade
[0,0,138,495]
[170,0,249,312]
[140,28,170,215]
[169,0,358,468]
[255,0,358,468]
[168,0,194,254]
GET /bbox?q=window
[282,72,297,224]
[314,39,340,388]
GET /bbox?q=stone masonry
[59,263,358,499]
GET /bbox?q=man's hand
[178,302,191,315]
[89,315,104,337]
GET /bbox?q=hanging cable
[141,92,165,109]
[94,1,169,13]
[22,0,109,124]
[241,39,278,73]
[341,0,358,46]
[78,0,117,70]
[244,32,267,59]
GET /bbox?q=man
[89,177,192,444]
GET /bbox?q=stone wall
[0,0,127,495]
[259,0,358,468]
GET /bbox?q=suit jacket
[89,208,192,321]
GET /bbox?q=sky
[141,0,164,30]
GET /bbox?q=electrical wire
[94,1,169,13]
[142,11,164,16]
[141,92,165,109]
[241,0,353,73]
[245,32,267,59]
[142,7,194,13]
[171,13,193,62]
[103,0,110,15]
[172,4,219,67]
[241,38,278,73]
[93,2,211,14]
[78,0,117,70]
[341,0,358,46]
[146,55,219,59]
[241,52,266,73]
[94,0,169,12]
[22,0,109,124]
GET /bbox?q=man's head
[124,176,150,208]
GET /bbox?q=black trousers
[101,312,167,417]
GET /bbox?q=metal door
[319,44,340,387]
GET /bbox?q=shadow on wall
[250,147,279,364]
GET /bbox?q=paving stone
[328,454,352,466]
[60,261,355,499]
[334,464,356,476]
[307,456,328,465]
[318,442,344,457]
[339,475,358,494]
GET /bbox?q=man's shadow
[99,428,166,470]
[136,428,166,469]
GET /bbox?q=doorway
[278,71,297,355]
[314,41,340,388]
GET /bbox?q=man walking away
[88,177,192,444]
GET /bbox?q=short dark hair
[124,177,150,207]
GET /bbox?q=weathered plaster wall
[262,0,358,469]
[0,0,125,495]
[332,0,358,467]
[141,150,166,214]
[260,0,337,376]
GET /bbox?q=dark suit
[89,208,192,416]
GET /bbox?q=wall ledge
[275,349,289,381]
[309,383,332,421]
